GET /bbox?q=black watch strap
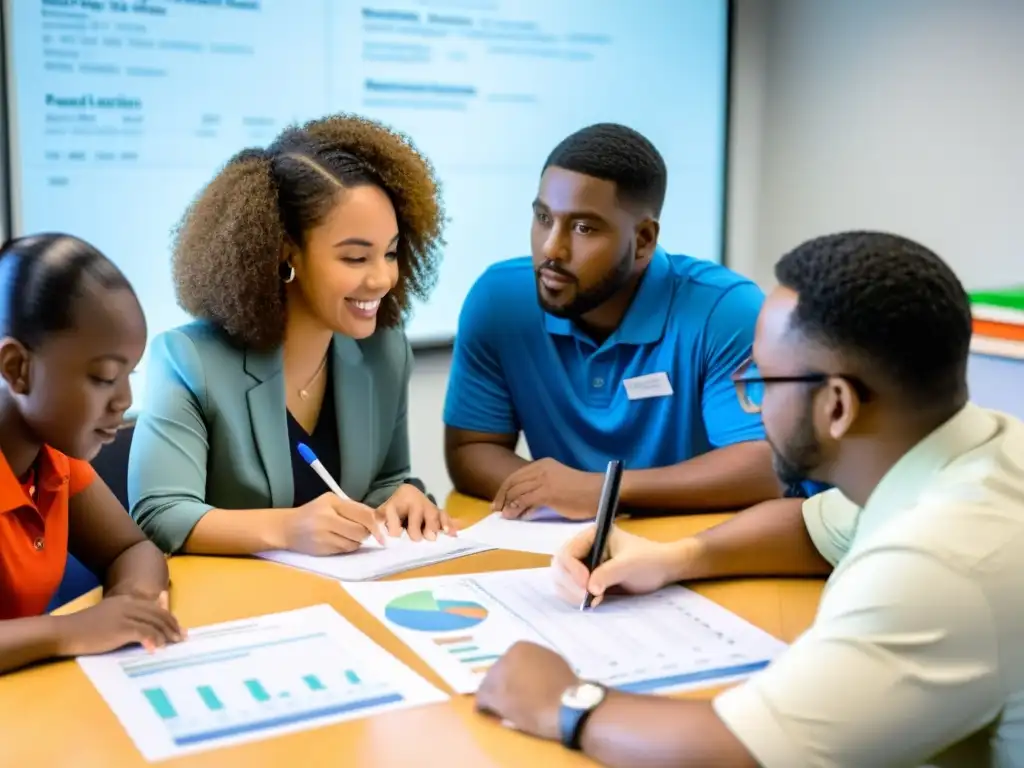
[559,682,607,751]
[560,704,598,750]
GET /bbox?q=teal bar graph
[197,685,224,711]
[143,687,177,720]
[303,674,326,691]
[462,654,502,664]
[244,679,271,702]
[344,670,360,685]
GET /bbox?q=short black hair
[543,123,668,217]
[0,233,133,349]
[775,231,972,406]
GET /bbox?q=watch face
[562,682,606,710]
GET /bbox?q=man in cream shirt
[722,404,1024,767]
[471,231,1024,768]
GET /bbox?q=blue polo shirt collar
[544,247,673,346]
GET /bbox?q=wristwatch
[558,681,608,750]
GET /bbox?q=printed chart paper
[258,532,493,581]
[77,604,446,761]
[345,569,786,695]
[460,513,593,556]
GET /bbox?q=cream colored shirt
[714,404,1024,767]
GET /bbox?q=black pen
[580,460,624,611]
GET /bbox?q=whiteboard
[3,0,729,352]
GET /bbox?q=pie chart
[384,590,489,632]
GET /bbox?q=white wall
[720,0,771,283]
[753,0,1024,287]
[408,0,1024,501]
[407,349,455,502]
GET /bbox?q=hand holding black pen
[579,460,624,610]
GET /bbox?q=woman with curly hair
[127,114,449,556]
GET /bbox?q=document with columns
[77,605,446,761]
[346,568,786,695]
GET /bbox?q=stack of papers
[258,533,493,581]
[255,504,596,581]
[970,287,1024,359]
[460,513,593,556]
[257,504,594,580]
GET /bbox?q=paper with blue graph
[76,604,446,761]
[344,568,787,695]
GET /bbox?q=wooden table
[0,495,824,767]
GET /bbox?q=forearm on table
[580,692,756,768]
[447,443,528,499]
[619,441,780,511]
[0,616,63,674]
[670,497,832,581]
[103,540,169,596]
[182,507,289,555]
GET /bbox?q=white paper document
[460,513,594,556]
[257,532,493,581]
[77,604,447,761]
[521,506,576,521]
[345,569,787,695]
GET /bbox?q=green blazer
[128,321,414,553]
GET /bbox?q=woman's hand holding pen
[552,526,699,608]
[282,492,385,555]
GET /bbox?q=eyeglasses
[731,357,870,414]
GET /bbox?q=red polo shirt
[0,446,96,620]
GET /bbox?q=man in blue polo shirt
[443,123,779,518]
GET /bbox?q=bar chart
[78,605,447,760]
[122,633,403,748]
[431,635,503,676]
[138,669,364,720]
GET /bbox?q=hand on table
[55,594,184,656]
[552,525,689,609]
[283,492,385,555]
[476,641,578,741]
[376,484,454,541]
[492,459,603,520]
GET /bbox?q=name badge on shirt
[623,372,674,400]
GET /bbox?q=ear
[825,377,861,440]
[0,338,31,395]
[634,217,660,263]
[281,238,303,266]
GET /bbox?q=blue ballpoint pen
[297,442,386,545]
[297,442,351,501]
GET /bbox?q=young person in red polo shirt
[0,234,181,674]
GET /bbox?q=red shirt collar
[0,446,69,514]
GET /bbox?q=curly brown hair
[172,113,445,349]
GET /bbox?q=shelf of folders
[970,287,1024,360]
